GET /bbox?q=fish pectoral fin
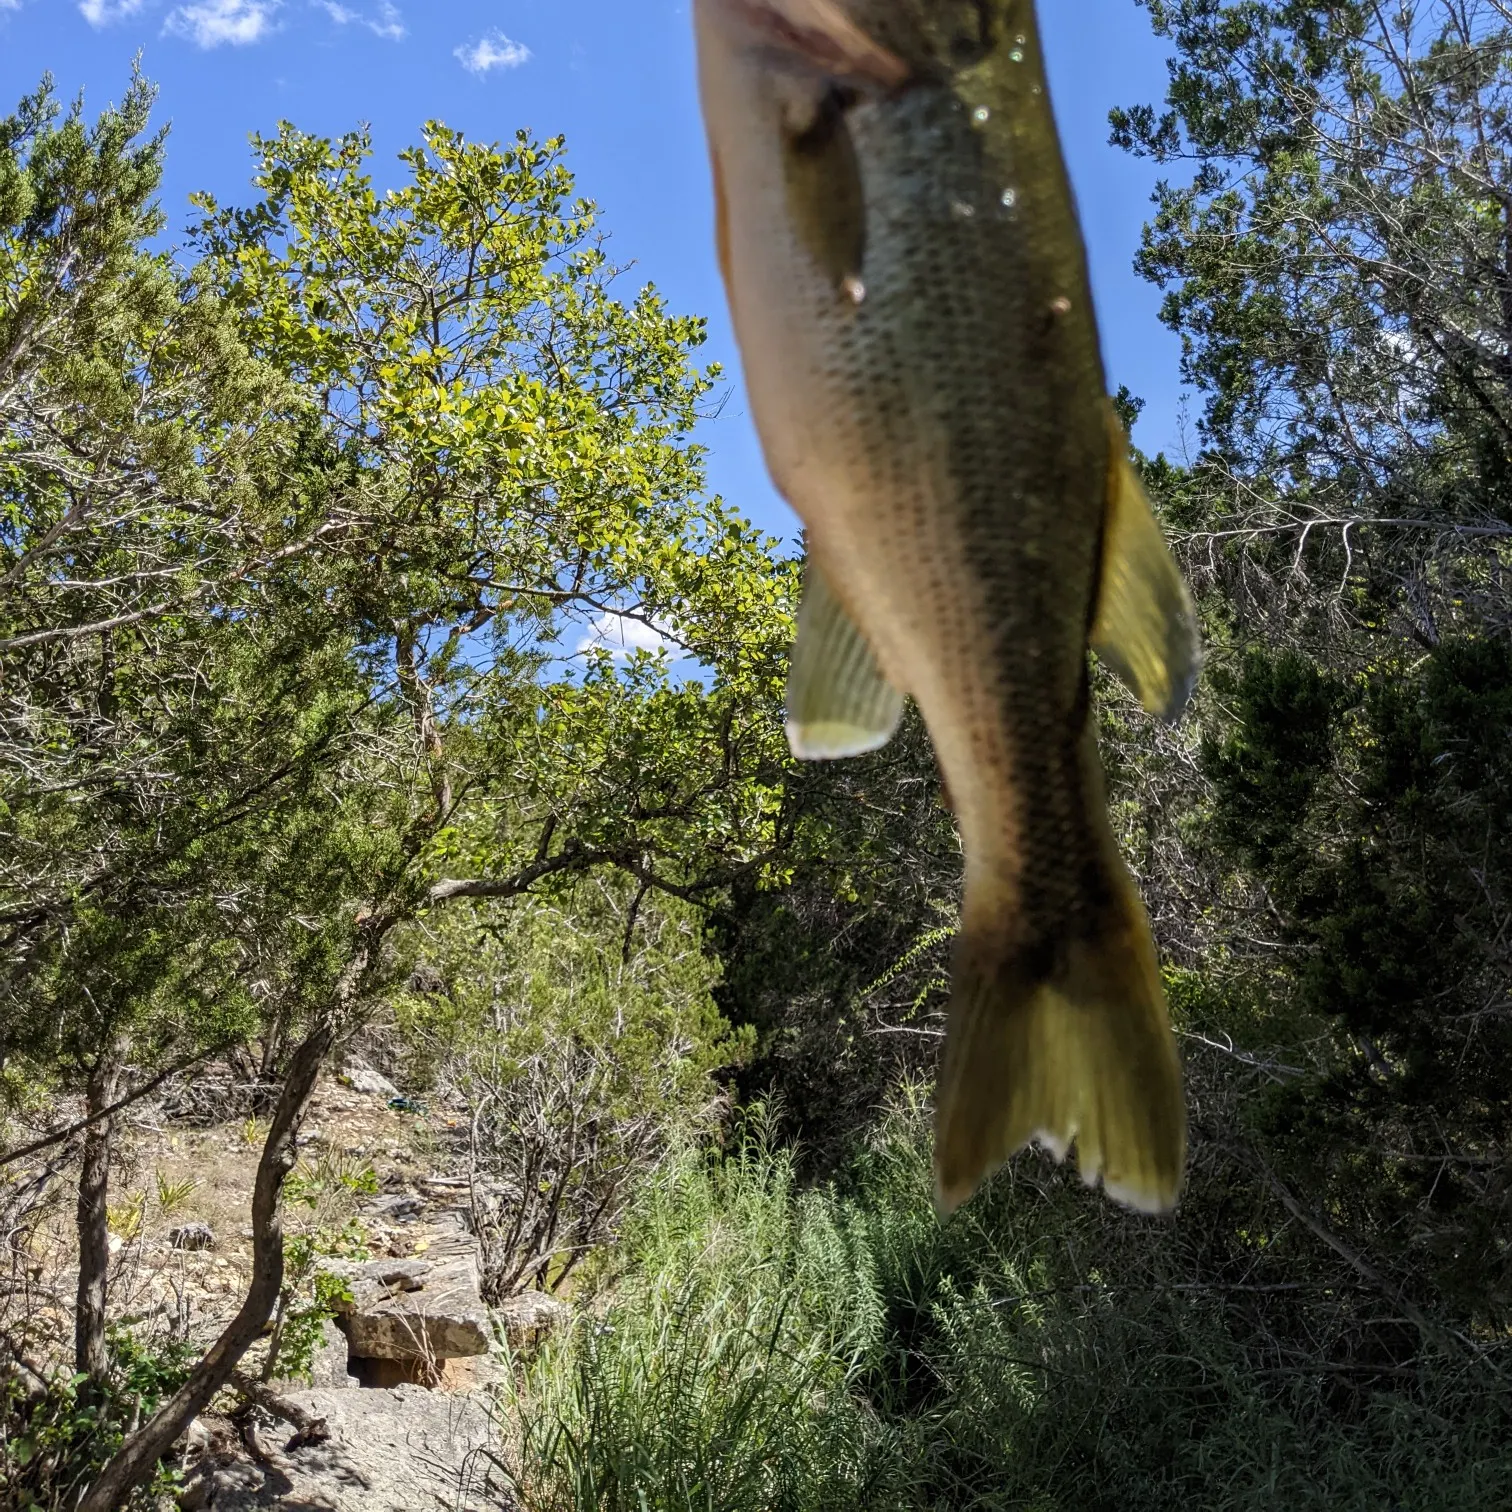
[713,0,910,89]
[782,85,867,300]
[722,0,890,301]
[1090,407,1201,721]
[786,563,905,760]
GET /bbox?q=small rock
[495,1290,570,1355]
[170,1222,215,1252]
[340,1062,398,1098]
[407,962,447,996]
[366,1194,425,1223]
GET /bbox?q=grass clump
[496,1106,910,1511]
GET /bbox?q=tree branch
[0,1042,233,1170]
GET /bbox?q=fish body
[694,0,1197,1212]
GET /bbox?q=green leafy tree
[1,81,799,1505]
[0,70,355,1398]
[1110,0,1512,1334]
[1111,0,1512,645]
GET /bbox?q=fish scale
[696,0,1200,1213]
[825,55,1104,932]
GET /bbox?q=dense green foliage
[1,75,793,1108]
[8,0,1512,1499]
[1095,0,1512,1338]
[500,1106,1512,1511]
[0,70,791,1505]
[1,1327,196,1509]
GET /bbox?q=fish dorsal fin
[786,562,905,759]
[1091,408,1201,720]
[715,0,910,88]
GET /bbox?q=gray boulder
[327,1238,490,1362]
[169,1222,215,1251]
[495,1290,570,1355]
[179,1382,508,1511]
[340,1062,398,1097]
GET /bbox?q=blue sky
[0,1,1189,552]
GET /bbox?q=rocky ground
[182,1381,514,1511]
[5,1060,570,1509]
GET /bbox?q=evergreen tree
[1113,0,1512,1325]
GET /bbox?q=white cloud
[164,0,279,46]
[454,30,530,75]
[578,612,673,660]
[314,0,403,40]
[79,0,147,24]
[368,0,401,39]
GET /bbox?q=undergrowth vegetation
[1,1327,196,1511]
[497,1096,1512,1512]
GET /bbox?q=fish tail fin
[933,843,1186,1217]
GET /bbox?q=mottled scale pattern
[757,1,1113,947]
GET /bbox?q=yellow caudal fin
[933,842,1186,1216]
[1091,406,1201,722]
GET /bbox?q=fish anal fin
[1090,407,1201,721]
[714,0,910,88]
[933,847,1187,1216]
[786,563,905,759]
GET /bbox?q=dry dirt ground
[12,1070,462,1356]
[4,1065,529,1509]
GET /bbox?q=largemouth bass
[693,0,1198,1213]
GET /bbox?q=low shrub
[0,1326,196,1511]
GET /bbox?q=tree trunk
[75,1042,125,1389]
[79,919,390,1512]
[76,1013,337,1512]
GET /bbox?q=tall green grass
[493,1092,1512,1511]
[493,1107,909,1511]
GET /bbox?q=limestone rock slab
[327,1240,490,1361]
[495,1289,571,1355]
[180,1383,512,1511]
